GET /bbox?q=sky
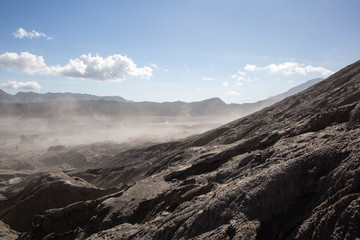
[0,0,359,103]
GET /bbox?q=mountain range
[0,78,323,118]
[0,90,127,103]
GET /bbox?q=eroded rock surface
[0,172,117,234]
[0,220,18,240]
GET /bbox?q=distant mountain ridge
[0,78,323,118]
[237,78,324,113]
[0,90,128,103]
[0,89,14,103]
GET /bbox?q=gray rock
[0,220,19,240]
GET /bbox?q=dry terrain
[1,61,359,239]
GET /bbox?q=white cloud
[0,52,153,81]
[150,63,168,72]
[222,81,229,87]
[244,64,260,72]
[13,28,53,40]
[202,76,214,81]
[236,70,246,76]
[266,62,298,74]
[231,70,247,81]
[150,63,159,70]
[53,54,153,81]
[236,76,245,81]
[0,52,47,74]
[0,81,41,91]
[227,91,240,95]
[243,61,334,76]
[236,82,243,86]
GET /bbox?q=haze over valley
[0,78,321,175]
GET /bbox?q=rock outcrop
[0,220,18,240]
[0,172,117,234]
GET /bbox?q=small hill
[0,90,15,103]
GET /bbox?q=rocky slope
[0,172,119,233]
[1,61,360,239]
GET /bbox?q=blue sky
[0,0,359,103]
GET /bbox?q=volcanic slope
[13,59,360,239]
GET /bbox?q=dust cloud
[0,115,237,173]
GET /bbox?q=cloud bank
[244,62,334,76]
[13,28,53,40]
[0,81,41,91]
[0,52,153,81]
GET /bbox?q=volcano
[1,60,360,239]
